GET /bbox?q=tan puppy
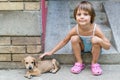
[23,56,60,79]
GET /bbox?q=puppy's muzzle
[28,66,33,70]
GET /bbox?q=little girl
[39,1,111,76]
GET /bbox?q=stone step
[69,1,111,41]
[69,1,104,12]
[45,45,118,64]
[103,2,120,53]
[71,24,112,41]
[70,11,108,25]
[45,1,72,54]
[45,1,118,64]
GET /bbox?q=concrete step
[45,45,118,64]
[69,1,111,41]
[69,1,104,12]
[45,1,72,54]
[70,24,112,41]
[70,25,111,42]
[103,2,120,52]
[45,1,118,64]
[0,65,120,80]
[70,11,107,24]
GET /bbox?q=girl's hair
[73,1,96,23]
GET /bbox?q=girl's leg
[71,35,84,63]
[91,37,102,75]
[70,35,85,74]
[91,44,101,64]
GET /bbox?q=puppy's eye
[31,62,34,64]
[26,62,28,64]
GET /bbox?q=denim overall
[76,24,96,52]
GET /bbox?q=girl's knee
[71,36,80,43]
[91,36,102,45]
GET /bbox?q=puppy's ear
[33,58,38,68]
[39,58,42,61]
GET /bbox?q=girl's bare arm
[50,27,76,54]
[95,26,111,50]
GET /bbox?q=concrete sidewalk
[0,65,120,80]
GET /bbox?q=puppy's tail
[52,59,61,70]
[55,60,60,69]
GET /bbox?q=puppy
[23,56,60,79]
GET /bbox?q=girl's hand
[91,36,102,45]
[39,52,52,59]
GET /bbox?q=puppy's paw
[24,75,32,79]
[28,75,32,79]
[50,69,54,73]
[51,70,57,73]
[24,75,27,78]
[50,68,59,74]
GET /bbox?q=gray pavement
[0,64,120,80]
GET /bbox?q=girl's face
[76,9,91,26]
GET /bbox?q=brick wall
[0,0,40,11]
[0,36,42,68]
[0,0,44,68]
[0,37,41,61]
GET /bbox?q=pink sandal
[71,62,85,74]
[91,63,102,76]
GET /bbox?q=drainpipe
[41,0,47,52]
